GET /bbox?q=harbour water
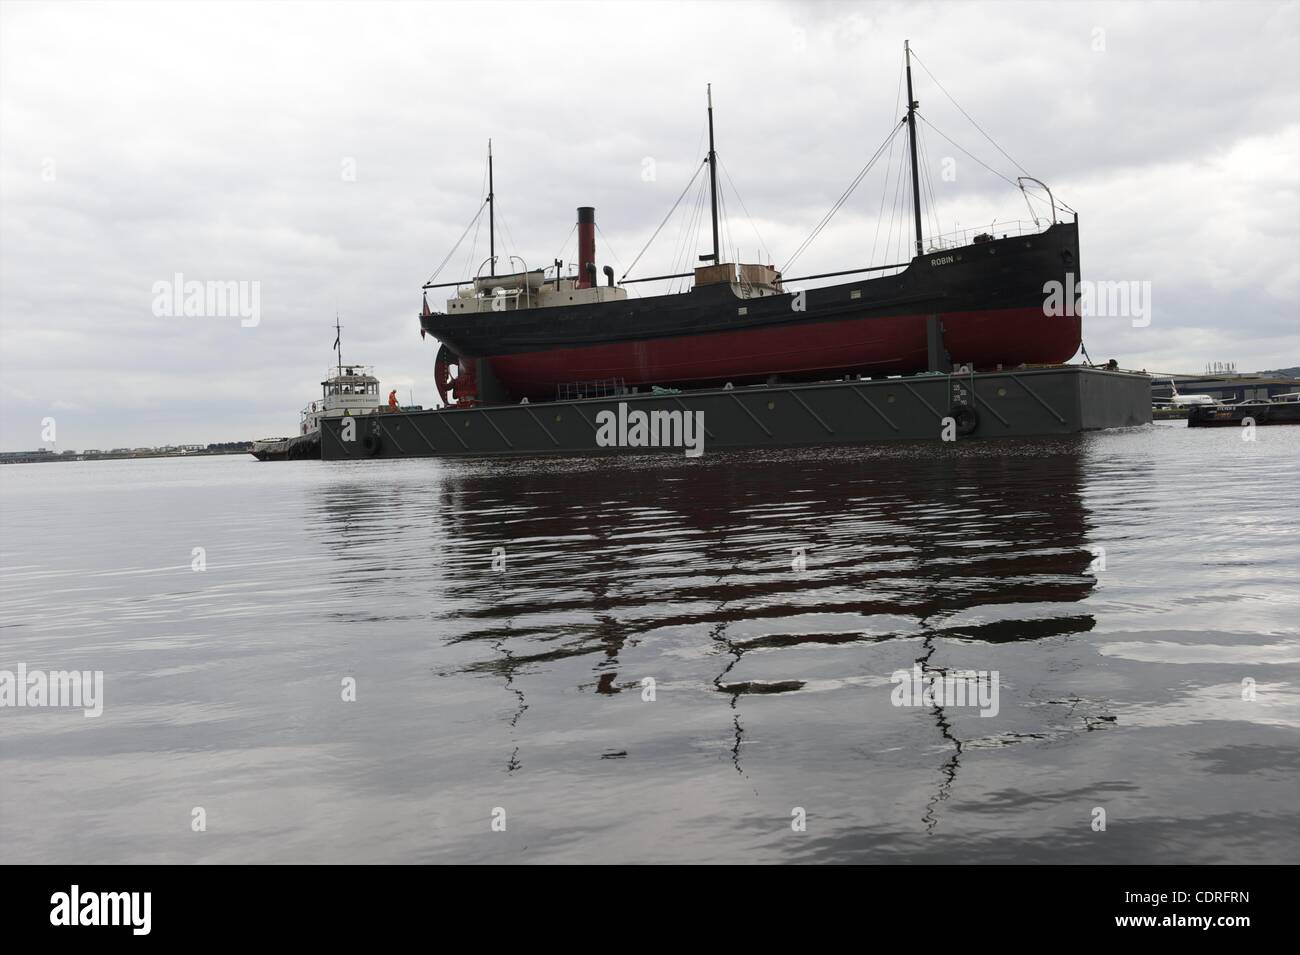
[1,421,1297,864]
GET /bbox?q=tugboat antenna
[706,84,720,264]
[334,312,343,377]
[904,40,924,257]
[487,139,495,277]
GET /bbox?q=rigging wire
[669,173,700,284]
[717,155,771,265]
[686,175,708,266]
[879,121,905,267]
[911,50,1074,224]
[907,49,1031,179]
[595,223,638,297]
[463,153,493,279]
[668,170,706,293]
[495,206,521,267]
[870,122,901,268]
[550,221,577,277]
[425,198,488,286]
[879,48,909,268]
[678,171,709,292]
[918,121,943,247]
[781,118,906,275]
[461,204,484,282]
[718,172,737,265]
[889,137,908,265]
[891,48,906,133]
[918,114,1019,189]
[919,117,1071,227]
[620,158,708,282]
[664,178,693,282]
[688,171,710,288]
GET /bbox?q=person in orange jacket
[387,389,399,410]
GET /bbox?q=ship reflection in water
[403,446,1100,790]
[300,429,1298,863]
[2,426,1297,864]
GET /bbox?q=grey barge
[320,364,1150,461]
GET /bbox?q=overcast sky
[1,0,1297,450]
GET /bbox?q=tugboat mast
[334,313,343,377]
[706,84,720,263]
[904,40,924,257]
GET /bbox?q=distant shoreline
[0,449,252,465]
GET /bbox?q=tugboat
[419,42,1083,406]
[1187,392,1300,428]
[251,319,388,461]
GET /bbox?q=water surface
[1,422,1297,863]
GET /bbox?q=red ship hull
[487,305,1081,399]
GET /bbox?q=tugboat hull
[1188,402,1300,427]
[251,432,321,461]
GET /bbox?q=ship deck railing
[555,378,629,401]
[922,219,1049,252]
[323,365,376,380]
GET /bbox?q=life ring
[951,403,979,436]
[361,433,383,456]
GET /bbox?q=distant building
[1150,373,1299,404]
[0,449,53,463]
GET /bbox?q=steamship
[419,44,1082,406]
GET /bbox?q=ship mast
[706,84,720,263]
[334,313,343,378]
[904,40,924,257]
[487,139,495,277]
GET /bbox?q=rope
[718,154,771,265]
[908,49,1031,178]
[888,131,909,263]
[460,203,484,282]
[550,221,577,275]
[496,206,519,265]
[621,159,708,282]
[678,170,709,292]
[870,125,901,267]
[594,223,637,297]
[782,118,906,275]
[425,198,488,286]
[917,115,1020,188]
[918,121,943,247]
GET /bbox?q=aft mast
[705,84,720,264]
[904,40,924,257]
